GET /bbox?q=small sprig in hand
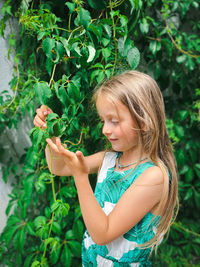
[46,137,89,178]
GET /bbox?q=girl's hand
[46,137,89,178]
[33,105,53,128]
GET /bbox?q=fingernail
[44,111,47,115]
[43,123,46,128]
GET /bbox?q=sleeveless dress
[82,152,161,267]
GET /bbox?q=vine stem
[49,145,57,202]
[164,18,200,59]
[64,131,83,147]
[68,13,72,32]
[42,145,56,261]
[173,222,200,237]
[109,0,118,76]
[2,62,20,112]
[49,64,57,87]
[67,26,82,42]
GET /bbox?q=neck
[120,148,146,165]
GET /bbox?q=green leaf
[23,173,35,208]
[68,240,81,257]
[24,254,35,267]
[35,179,46,194]
[13,228,24,250]
[175,110,189,121]
[55,84,70,106]
[43,38,55,58]
[60,37,70,57]
[71,42,81,57]
[87,45,96,63]
[61,186,75,198]
[149,41,161,54]
[3,224,21,246]
[175,148,187,166]
[34,216,47,229]
[174,125,184,138]
[140,18,149,34]
[50,246,61,264]
[185,167,194,182]
[102,47,111,61]
[37,31,47,41]
[176,54,187,64]
[55,42,65,63]
[61,245,71,267]
[179,165,189,175]
[47,113,59,121]
[51,200,70,217]
[48,119,66,137]
[31,261,41,267]
[102,24,112,38]
[33,82,52,105]
[73,219,84,240]
[52,221,61,235]
[19,228,26,251]
[6,215,21,227]
[2,5,12,16]
[16,253,22,266]
[128,0,136,10]
[184,188,193,200]
[26,221,36,236]
[120,15,128,27]
[102,38,110,47]
[33,128,45,147]
[67,82,80,101]
[87,0,106,9]
[65,230,75,240]
[194,191,200,208]
[45,57,54,76]
[80,8,91,29]
[65,2,76,14]
[127,47,140,69]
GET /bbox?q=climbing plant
[0,0,199,266]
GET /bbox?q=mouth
[109,138,118,142]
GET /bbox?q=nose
[102,122,111,136]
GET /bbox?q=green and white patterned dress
[82,152,161,267]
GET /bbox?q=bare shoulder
[135,165,164,186]
[85,151,106,174]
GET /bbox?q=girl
[34,70,178,266]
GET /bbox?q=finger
[46,138,60,153]
[76,151,84,161]
[34,116,47,128]
[36,108,47,121]
[56,138,73,157]
[41,105,53,115]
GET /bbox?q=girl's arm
[52,138,164,246]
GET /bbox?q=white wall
[0,2,32,233]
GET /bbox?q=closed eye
[111,120,119,124]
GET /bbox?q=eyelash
[111,120,119,124]
[100,120,119,124]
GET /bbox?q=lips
[109,138,118,142]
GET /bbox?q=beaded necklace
[117,156,148,169]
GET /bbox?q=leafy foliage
[0,0,200,266]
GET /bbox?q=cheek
[122,126,138,140]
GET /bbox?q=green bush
[0,0,199,266]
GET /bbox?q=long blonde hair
[93,70,179,249]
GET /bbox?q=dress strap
[97,152,118,183]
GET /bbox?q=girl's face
[96,93,140,155]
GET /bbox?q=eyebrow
[98,113,119,119]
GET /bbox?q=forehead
[96,93,129,118]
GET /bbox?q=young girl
[34,70,178,266]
